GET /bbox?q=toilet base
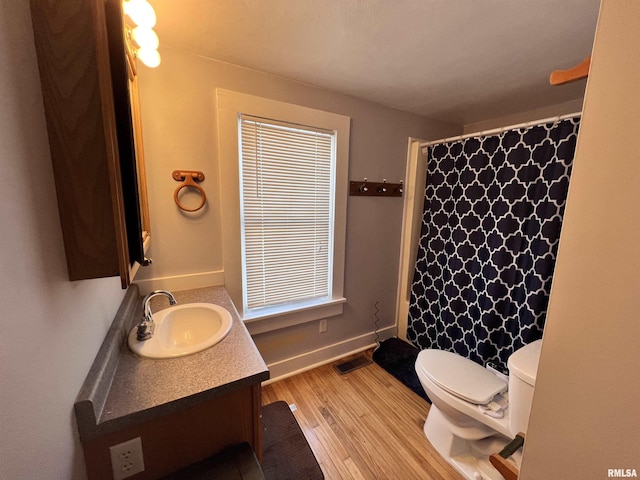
[424,405,520,480]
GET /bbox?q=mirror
[106,0,152,276]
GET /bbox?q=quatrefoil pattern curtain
[408,118,580,371]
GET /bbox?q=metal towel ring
[172,170,206,212]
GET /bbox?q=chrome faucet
[136,290,178,341]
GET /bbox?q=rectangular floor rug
[372,337,430,403]
[262,401,324,480]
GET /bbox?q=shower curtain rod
[420,111,582,150]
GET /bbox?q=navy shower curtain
[407,118,580,371]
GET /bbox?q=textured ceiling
[149,0,600,125]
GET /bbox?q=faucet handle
[137,316,155,341]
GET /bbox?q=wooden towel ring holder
[172,170,206,212]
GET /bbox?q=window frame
[216,89,350,333]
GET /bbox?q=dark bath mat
[372,337,430,403]
[262,401,324,480]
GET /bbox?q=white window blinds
[239,115,336,312]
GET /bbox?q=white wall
[521,0,640,477]
[135,47,460,375]
[0,4,126,479]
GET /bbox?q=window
[217,90,350,332]
[240,116,335,313]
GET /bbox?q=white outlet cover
[109,437,145,480]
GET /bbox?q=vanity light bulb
[137,47,161,68]
[123,0,156,28]
[131,27,159,50]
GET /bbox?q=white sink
[128,303,233,359]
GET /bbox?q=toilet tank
[507,339,543,436]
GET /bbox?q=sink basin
[128,303,233,359]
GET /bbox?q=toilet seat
[417,349,507,405]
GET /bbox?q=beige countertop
[75,285,269,440]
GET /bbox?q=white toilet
[415,340,542,480]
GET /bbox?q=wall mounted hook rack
[349,178,403,197]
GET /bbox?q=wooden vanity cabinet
[30,0,148,288]
[81,385,264,480]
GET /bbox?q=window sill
[242,297,346,335]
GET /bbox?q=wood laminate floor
[261,351,463,480]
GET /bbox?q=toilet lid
[417,349,507,405]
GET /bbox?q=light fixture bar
[123,0,161,68]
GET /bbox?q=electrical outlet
[319,319,328,333]
[109,437,145,480]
